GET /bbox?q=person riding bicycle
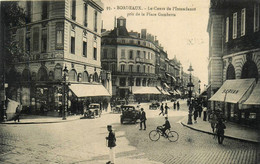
[161,117,171,136]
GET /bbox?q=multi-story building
[4,0,110,116]
[102,16,183,101]
[208,0,260,126]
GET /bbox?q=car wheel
[120,118,123,124]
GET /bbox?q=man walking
[159,103,164,116]
[177,101,180,111]
[106,125,116,164]
[216,119,226,144]
[139,108,146,130]
[164,103,169,117]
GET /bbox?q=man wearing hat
[106,125,116,164]
[139,108,147,130]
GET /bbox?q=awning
[156,86,170,95]
[199,84,211,97]
[163,83,170,89]
[165,73,176,81]
[174,89,182,95]
[209,79,255,103]
[132,86,161,95]
[69,84,111,97]
[243,82,260,105]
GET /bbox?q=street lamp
[198,80,201,94]
[62,65,68,120]
[187,64,194,125]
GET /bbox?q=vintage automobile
[112,100,126,113]
[149,101,160,110]
[84,103,101,118]
[120,104,141,124]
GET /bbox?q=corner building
[6,0,110,115]
[208,0,260,127]
[101,17,169,102]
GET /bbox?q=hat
[107,125,112,128]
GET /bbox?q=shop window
[82,71,89,82]
[69,70,77,81]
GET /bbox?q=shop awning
[209,79,255,103]
[174,89,182,95]
[243,82,260,105]
[156,86,170,95]
[165,73,176,81]
[132,86,161,95]
[69,84,111,97]
[163,83,170,89]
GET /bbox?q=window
[129,50,133,59]
[143,65,146,73]
[26,1,31,23]
[254,3,260,32]
[103,49,107,59]
[138,41,140,45]
[129,65,133,72]
[93,47,97,60]
[137,50,140,58]
[33,27,39,52]
[148,66,150,73]
[241,8,246,36]
[233,12,237,39]
[112,64,116,72]
[26,35,30,53]
[121,65,125,72]
[143,51,146,59]
[83,41,87,57]
[94,11,98,32]
[129,40,134,44]
[122,40,125,43]
[121,49,125,58]
[18,29,24,51]
[42,1,48,20]
[137,65,140,73]
[226,17,229,42]
[41,29,47,52]
[71,0,76,20]
[148,52,150,59]
[71,36,75,54]
[56,23,64,49]
[120,20,123,26]
[84,3,88,26]
[112,49,116,58]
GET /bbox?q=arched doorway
[226,64,235,80]
[37,67,48,81]
[241,60,258,81]
[69,70,77,81]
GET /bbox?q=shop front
[209,78,256,125]
[132,86,161,102]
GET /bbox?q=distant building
[101,16,183,101]
[4,0,110,115]
[208,0,260,126]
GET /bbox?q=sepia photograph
[0,0,259,163]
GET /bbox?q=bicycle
[149,126,179,142]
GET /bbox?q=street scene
[0,0,259,164]
[0,100,258,164]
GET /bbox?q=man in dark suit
[139,108,147,130]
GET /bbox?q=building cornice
[223,48,260,59]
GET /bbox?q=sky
[101,0,210,87]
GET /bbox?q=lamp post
[198,80,201,94]
[62,66,68,120]
[187,64,194,125]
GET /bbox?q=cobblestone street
[0,101,258,164]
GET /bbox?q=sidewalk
[181,115,260,143]
[0,110,111,124]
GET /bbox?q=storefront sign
[222,89,239,94]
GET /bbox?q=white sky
[101,0,210,86]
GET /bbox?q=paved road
[0,100,258,164]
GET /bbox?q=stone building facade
[101,17,183,101]
[208,0,260,126]
[5,0,110,115]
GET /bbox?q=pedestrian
[209,111,217,133]
[203,106,207,121]
[139,108,146,130]
[173,101,176,110]
[159,103,164,116]
[198,104,202,118]
[216,119,226,144]
[193,108,198,123]
[106,125,116,164]
[14,104,22,122]
[164,103,169,116]
[177,101,180,111]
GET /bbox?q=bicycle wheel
[149,130,160,141]
[167,131,179,142]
